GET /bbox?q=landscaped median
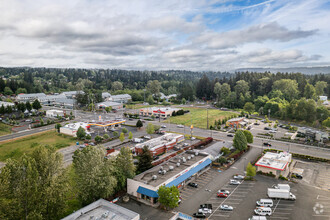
[0,131,76,161]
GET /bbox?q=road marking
[272,198,281,213]
[208,180,244,219]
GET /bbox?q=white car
[230,179,241,185]
[191,137,196,140]
[177,124,184,128]
[233,175,245,180]
[198,208,212,214]
[161,125,167,128]
[220,205,233,211]
[144,136,151,139]
[217,189,230,195]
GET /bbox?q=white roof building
[62,199,140,220]
[102,92,112,100]
[17,93,46,101]
[61,91,84,99]
[97,101,123,109]
[255,152,292,178]
[110,94,131,103]
[0,101,15,107]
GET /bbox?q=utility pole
[206,107,209,130]
[268,109,271,120]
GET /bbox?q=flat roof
[140,107,180,112]
[228,117,245,122]
[135,133,183,151]
[255,152,291,171]
[62,199,139,220]
[133,151,210,187]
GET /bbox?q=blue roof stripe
[137,186,159,198]
[166,158,212,188]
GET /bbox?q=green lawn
[0,122,12,136]
[0,131,76,161]
[164,107,237,129]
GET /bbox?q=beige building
[255,152,292,178]
[139,107,181,119]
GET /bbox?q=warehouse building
[17,93,46,102]
[110,94,131,103]
[255,152,292,178]
[127,151,213,206]
[62,198,140,220]
[139,107,181,119]
[135,133,184,156]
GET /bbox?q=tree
[114,147,135,190]
[112,81,123,91]
[272,79,299,101]
[0,105,5,114]
[158,185,180,210]
[214,82,222,102]
[119,132,125,142]
[0,146,68,219]
[304,83,316,99]
[16,88,27,94]
[181,98,186,105]
[246,162,256,178]
[243,102,255,115]
[146,123,155,134]
[86,134,91,140]
[73,145,117,204]
[196,75,212,99]
[316,105,329,122]
[26,101,32,112]
[147,80,162,96]
[136,120,143,129]
[235,80,249,96]
[233,130,247,151]
[103,134,109,139]
[32,99,42,110]
[105,106,112,113]
[128,131,133,140]
[243,130,253,143]
[137,146,153,173]
[122,127,128,134]
[76,126,86,140]
[4,87,13,95]
[315,81,327,96]
[94,135,103,143]
[218,156,227,164]
[147,95,154,105]
[219,83,231,100]
[55,123,62,133]
[322,117,330,127]
[220,147,230,155]
[113,131,119,137]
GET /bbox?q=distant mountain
[235,66,330,74]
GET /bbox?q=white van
[256,199,273,207]
[254,207,272,216]
[248,216,267,220]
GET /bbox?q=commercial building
[97,101,123,110]
[226,117,247,129]
[38,94,66,105]
[135,133,184,156]
[62,91,84,99]
[110,94,131,103]
[17,93,46,102]
[62,198,140,220]
[255,152,292,178]
[60,122,90,137]
[0,101,15,108]
[139,107,181,119]
[54,98,75,109]
[46,109,65,118]
[297,127,329,142]
[127,151,213,206]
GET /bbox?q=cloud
[196,22,316,49]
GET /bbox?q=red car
[217,192,228,198]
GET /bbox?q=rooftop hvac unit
[169,166,174,171]
[187,156,191,160]
[162,170,167,175]
[191,155,194,159]
[160,166,163,170]
[102,211,110,218]
[182,157,186,163]
[195,152,199,156]
[158,170,162,174]
[152,175,158,180]
[176,163,180,167]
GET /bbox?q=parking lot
[177,173,330,220]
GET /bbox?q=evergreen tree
[233,130,247,151]
[137,146,153,173]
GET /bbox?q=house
[226,117,247,129]
[97,101,123,110]
[110,94,131,103]
[255,152,292,178]
[102,92,111,101]
[17,93,46,102]
[62,198,140,220]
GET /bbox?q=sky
[0,0,330,71]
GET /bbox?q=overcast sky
[0,0,329,71]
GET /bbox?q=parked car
[177,124,184,128]
[153,155,159,160]
[220,205,233,211]
[217,192,228,198]
[263,142,272,147]
[264,127,272,130]
[178,196,182,204]
[129,118,134,121]
[199,204,212,214]
[188,182,198,188]
[183,143,189,147]
[192,212,206,219]
[161,125,167,128]
[269,130,276,133]
[230,179,241,185]
[295,174,303,179]
[191,137,196,140]
[254,122,260,125]
[233,174,245,180]
[227,134,234,137]
[144,135,151,139]
[217,189,230,195]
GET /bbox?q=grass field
[0,122,12,136]
[164,107,237,129]
[0,131,76,161]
